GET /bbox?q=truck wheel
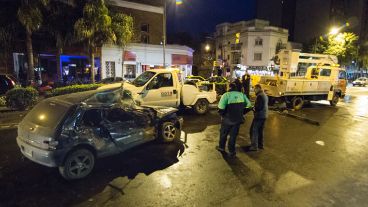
[193,99,209,115]
[160,121,179,142]
[59,148,95,180]
[330,94,339,106]
[292,97,304,111]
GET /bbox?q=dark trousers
[250,119,266,148]
[219,123,241,153]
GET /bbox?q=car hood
[142,105,178,118]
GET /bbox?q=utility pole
[162,0,167,68]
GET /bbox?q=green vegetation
[5,87,39,110]
[47,84,104,97]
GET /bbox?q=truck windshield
[132,71,156,87]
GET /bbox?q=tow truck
[100,69,217,115]
[259,50,347,110]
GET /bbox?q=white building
[215,19,290,77]
[101,43,194,80]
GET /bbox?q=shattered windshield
[131,71,156,87]
[85,89,136,108]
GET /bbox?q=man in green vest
[216,82,252,157]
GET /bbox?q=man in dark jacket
[217,82,252,157]
[249,84,268,151]
[242,74,250,97]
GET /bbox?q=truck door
[141,73,178,107]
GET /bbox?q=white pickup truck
[101,69,217,115]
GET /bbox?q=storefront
[101,43,194,80]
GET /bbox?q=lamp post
[162,0,167,68]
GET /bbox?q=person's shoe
[228,152,236,158]
[248,146,258,151]
[216,146,226,153]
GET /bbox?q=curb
[0,123,19,130]
[278,111,320,126]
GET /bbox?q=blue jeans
[250,119,266,148]
[219,123,241,153]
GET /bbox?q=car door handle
[173,90,177,94]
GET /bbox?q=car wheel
[59,148,95,180]
[160,121,179,142]
[193,99,209,115]
[291,97,304,111]
[330,93,339,106]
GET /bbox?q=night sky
[167,0,256,37]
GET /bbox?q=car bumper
[17,137,66,167]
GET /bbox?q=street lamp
[205,44,210,52]
[162,0,182,68]
[329,27,340,35]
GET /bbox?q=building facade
[101,43,193,80]
[256,0,368,45]
[214,19,289,77]
[109,0,163,45]
[102,0,194,79]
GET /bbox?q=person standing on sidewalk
[242,74,251,98]
[249,84,268,151]
[216,82,252,157]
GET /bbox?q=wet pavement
[0,87,368,207]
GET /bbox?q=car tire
[330,93,339,106]
[193,99,209,115]
[160,121,179,142]
[59,148,95,180]
[291,96,304,111]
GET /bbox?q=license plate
[22,145,33,157]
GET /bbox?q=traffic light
[235,33,240,44]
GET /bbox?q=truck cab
[100,69,217,114]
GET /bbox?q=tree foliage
[324,32,359,65]
[309,32,359,66]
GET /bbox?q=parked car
[99,77,124,84]
[204,76,229,95]
[207,76,228,84]
[17,87,183,180]
[185,75,206,82]
[352,77,367,87]
[0,74,19,95]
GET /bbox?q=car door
[102,108,153,151]
[140,73,178,107]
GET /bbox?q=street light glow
[205,44,210,52]
[329,27,340,35]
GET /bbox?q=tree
[110,10,134,72]
[45,0,80,81]
[308,36,328,54]
[74,0,115,83]
[324,32,359,65]
[17,0,48,83]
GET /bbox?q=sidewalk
[0,107,28,130]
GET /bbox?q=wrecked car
[16,87,183,180]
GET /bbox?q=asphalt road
[0,86,367,207]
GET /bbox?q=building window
[320,69,332,77]
[124,64,136,79]
[254,53,262,61]
[105,61,116,78]
[255,37,263,46]
[141,34,150,44]
[231,52,241,64]
[141,23,149,33]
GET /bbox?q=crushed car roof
[47,87,121,106]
